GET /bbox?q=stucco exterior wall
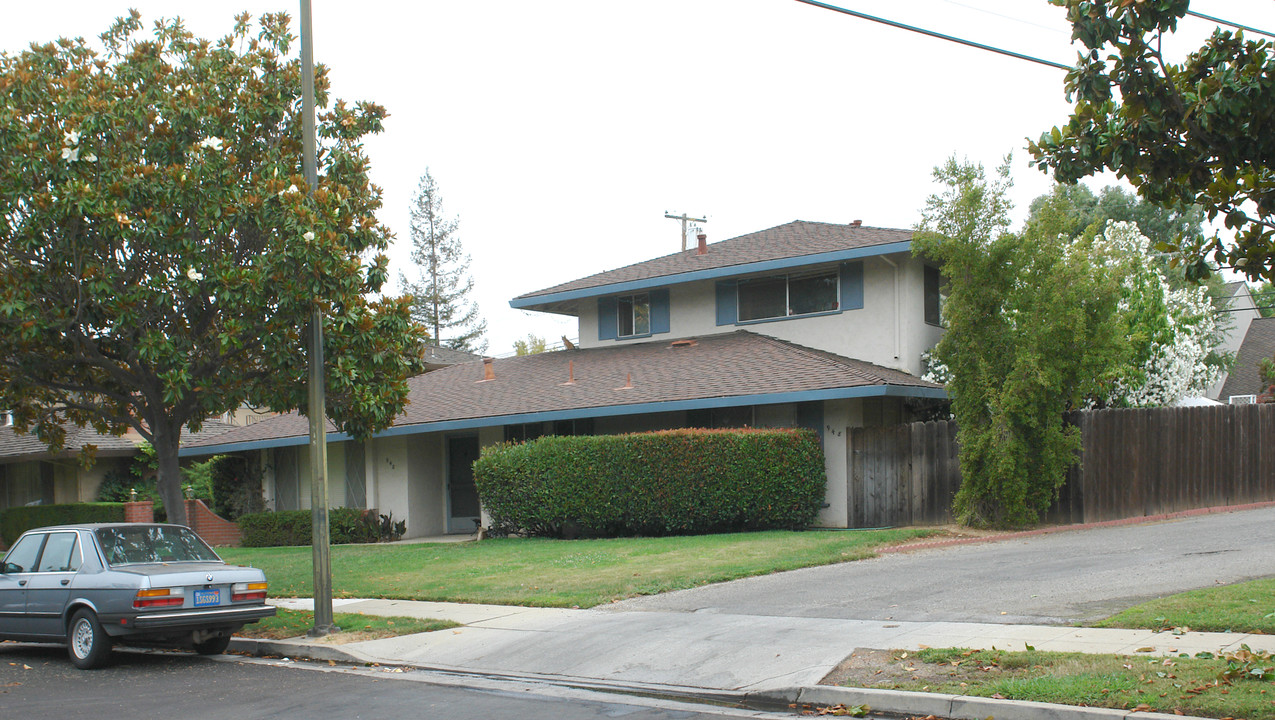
[407,434,445,537]
[370,436,410,531]
[74,456,130,502]
[574,253,942,376]
[817,398,856,528]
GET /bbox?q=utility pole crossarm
[664,212,708,252]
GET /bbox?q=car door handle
[61,578,70,586]
[17,580,25,586]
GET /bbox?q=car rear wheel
[68,609,112,669]
[193,635,232,656]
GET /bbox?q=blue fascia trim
[509,241,911,309]
[178,382,946,456]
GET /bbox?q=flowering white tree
[1090,222,1221,407]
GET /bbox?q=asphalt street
[0,644,801,720]
[611,506,1275,625]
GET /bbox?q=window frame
[35,531,81,573]
[736,269,841,323]
[924,264,947,328]
[616,292,652,338]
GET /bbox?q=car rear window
[95,526,222,565]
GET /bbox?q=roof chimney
[481,357,495,382]
[849,219,862,228]
[696,233,707,255]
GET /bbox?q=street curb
[228,637,371,665]
[758,685,1213,720]
[881,499,1275,553]
[228,638,1212,720]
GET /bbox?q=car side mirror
[1,562,19,574]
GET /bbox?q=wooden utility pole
[664,212,707,252]
[300,0,337,638]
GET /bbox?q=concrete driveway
[609,505,1275,625]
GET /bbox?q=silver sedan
[0,523,276,668]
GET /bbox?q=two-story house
[181,220,947,535]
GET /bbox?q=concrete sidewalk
[234,596,1269,719]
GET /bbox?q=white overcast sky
[4,1,1271,354]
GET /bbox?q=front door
[446,436,481,534]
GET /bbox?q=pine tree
[400,170,487,353]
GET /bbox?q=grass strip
[1096,578,1275,634]
[836,647,1275,720]
[220,528,936,608]
[237,608,459,640]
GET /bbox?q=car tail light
[134,588,183,609]
[232,582,268,602]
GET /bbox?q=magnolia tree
[0,13,426,525]
[1092,222,1221,407]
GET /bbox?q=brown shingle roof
[513,220,911,303]
[0,418,237,463]
[421,344,481,368]
[182,331,943,453]
[1220,316,1275,400]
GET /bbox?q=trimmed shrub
[473,428,826,538]
[0,503,126,546]
[237,507,381,547]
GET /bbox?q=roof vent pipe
[850,219,862,227]
[697,233,707,255]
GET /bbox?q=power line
[1185,10,1275,39]
[791,1,1275,72]
[790,0,1072,71]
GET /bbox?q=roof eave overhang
[178,381,946,457]
[509,241,912,311]
[0,447,140,464]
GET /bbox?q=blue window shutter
[597,297,618,341]
[715,281,738,326]
[649,288,670,335]
[840,261,864,310]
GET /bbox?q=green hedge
[0,503,126,546]
[473,428,827,538]
[237,507,381,547]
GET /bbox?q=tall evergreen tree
[399,169,487,353]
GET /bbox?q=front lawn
[219,528,936,608]
[1096,577,1275,634]
[237,608,458,640]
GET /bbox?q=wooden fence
[846,403,1275,527]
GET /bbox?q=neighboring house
[1218,316,1275,403]
[0,416,141,511]
[181,220,947,533]
[1208,281,1263,400]
[0,418,238,512]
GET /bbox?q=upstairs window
[924,265,946,327]
[597,289,669,341]
[737,270,838,322]
[617,293,651,337]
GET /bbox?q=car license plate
[193,589,220,607]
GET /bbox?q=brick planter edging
[184,499,242,547]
